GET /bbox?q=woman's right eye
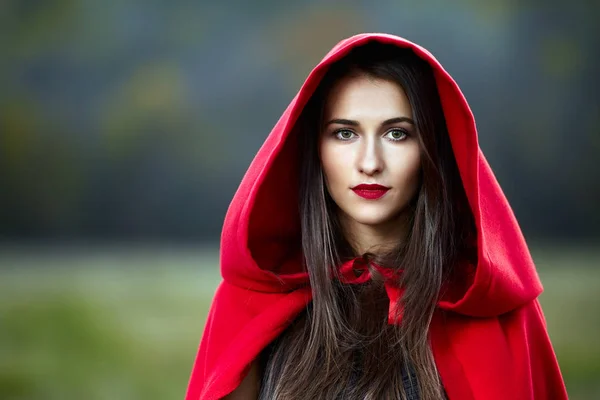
[334,129,356,140]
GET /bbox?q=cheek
[319,143,350,190]
[390,148,421,188]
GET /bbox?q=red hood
[186,33,566,400]
[220,32,543,317]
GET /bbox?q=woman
[185,33,568,399]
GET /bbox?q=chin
[345,208,402,227]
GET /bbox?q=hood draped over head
[185,33,567,400]
[222,33,542,313]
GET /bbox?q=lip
[351,184,390,200]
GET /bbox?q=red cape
[185,33,568,399]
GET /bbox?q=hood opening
[231,34,542,316]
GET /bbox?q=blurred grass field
[0,244,598,399]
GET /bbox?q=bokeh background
[1,1,599,399]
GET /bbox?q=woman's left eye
[384,129,408,141]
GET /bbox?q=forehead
[323,74,412,119]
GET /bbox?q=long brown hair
[258,43,476,399]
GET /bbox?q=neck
[338,210,411,256]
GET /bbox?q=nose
[357,136,383,176]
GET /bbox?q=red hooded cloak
[185,33,568,400]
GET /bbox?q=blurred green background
[1,0,598,399]
[1,246,599,399]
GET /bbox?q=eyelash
[333,128,409,142]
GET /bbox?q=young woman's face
[319,74,421,230]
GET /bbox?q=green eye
[335,130,355,140]
[386,129,407,141]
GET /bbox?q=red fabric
[336,258,405,325]
[185,33,568,399]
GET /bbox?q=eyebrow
[325,117,415,127]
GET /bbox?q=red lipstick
[351,184,390,200]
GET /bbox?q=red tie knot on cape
[336,257,405,326]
